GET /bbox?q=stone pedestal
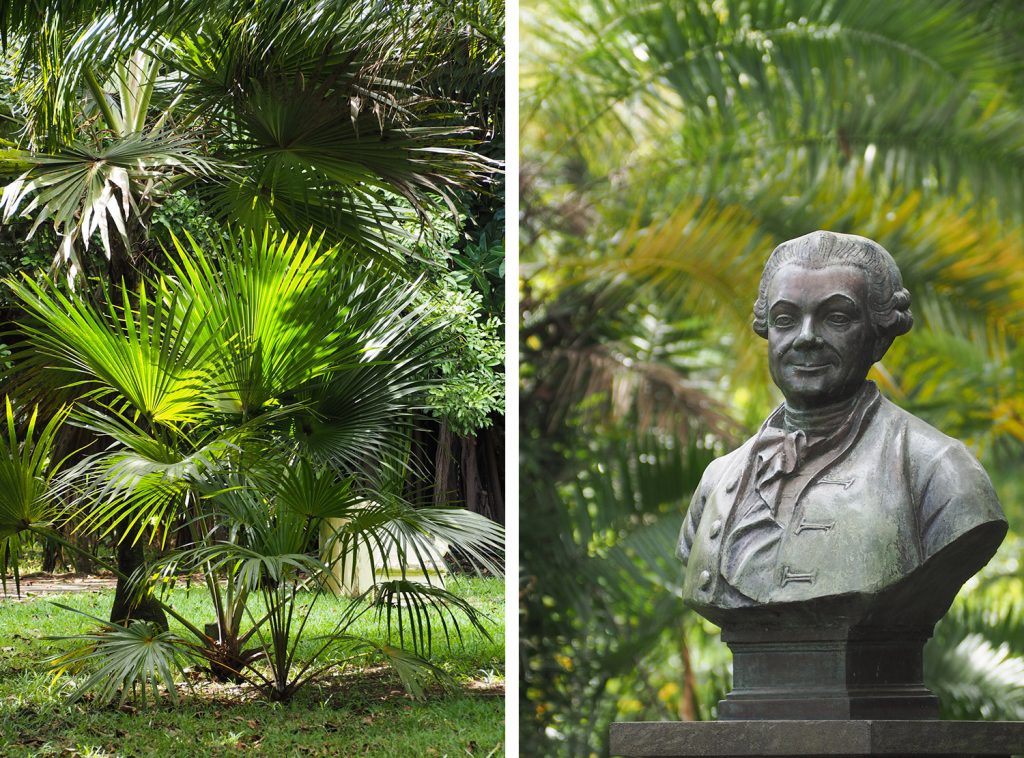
[610,720,1024,758]
[719,626,938,719]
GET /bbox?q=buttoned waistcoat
[677,392,1005,614]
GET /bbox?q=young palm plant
[0,398,71,595]
[5,227,503,703]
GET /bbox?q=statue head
[752,231,913,410]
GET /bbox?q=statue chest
[684,452,922,607]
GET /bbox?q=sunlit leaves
[9,275,214,424]
[0,399,70,593]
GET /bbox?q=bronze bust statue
[676,231,1008,719]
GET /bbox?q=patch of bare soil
[0,571,119,600]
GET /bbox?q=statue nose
[793,316,821,348]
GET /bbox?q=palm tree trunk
[110,536,168,630]
[104,220,169,630]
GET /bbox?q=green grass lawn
[0,576,504,757]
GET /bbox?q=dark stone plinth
[609,720,1024,758]
[719,626,938,720]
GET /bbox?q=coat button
[699,570,712,590]
[709,519,722,538]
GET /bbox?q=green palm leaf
[8,274,215,423]
[47,605,197,707]
[0,398,71,594]
[1,133,216,269]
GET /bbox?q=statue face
[766,264,877,410]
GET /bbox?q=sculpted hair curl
[752,231,913,344]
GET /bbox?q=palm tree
[0,1,496,276]
[521,0,1024,753]
[2,227,504,701]
[0,0,505,621]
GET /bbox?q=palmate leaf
[373,579,492,659]
[193,171,417,269]
[163,227,446,421]
[343,637,452,700]
[167,3,493,259]
[289,260,450,477]
[55,421,236,546]
[46,604,197,708]
[155,540,330,595]
[0,133,216,270]
[325,499,504,586]
[211,79,487,205]
[164,229,341,416]
[256,458,360,521]
[7,273,216,424]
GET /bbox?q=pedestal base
[609,720,1024,758]
[720,626,939,720]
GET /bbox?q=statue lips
[791,363,832,374]
[786,351,838,374]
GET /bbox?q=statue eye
[827,313,852,326]
[772,314,795,328]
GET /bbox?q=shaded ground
[0,576,506,756]
[0,572,119,600]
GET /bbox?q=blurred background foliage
[520,0,1024,754]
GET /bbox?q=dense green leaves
[0,1,498,274]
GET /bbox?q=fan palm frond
[47,605,197,707]
[8,272,215,422]
[0,133,216,271]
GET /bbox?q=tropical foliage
[521,0,1024,754]
[0,0,505,444]
[0,2,496,272]
[0,0,505,716]
[1,228,503,703]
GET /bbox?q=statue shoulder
[678,439,755,565]
[873,396,1006,558]
[696,438,755,493]
[875,396,991,474]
